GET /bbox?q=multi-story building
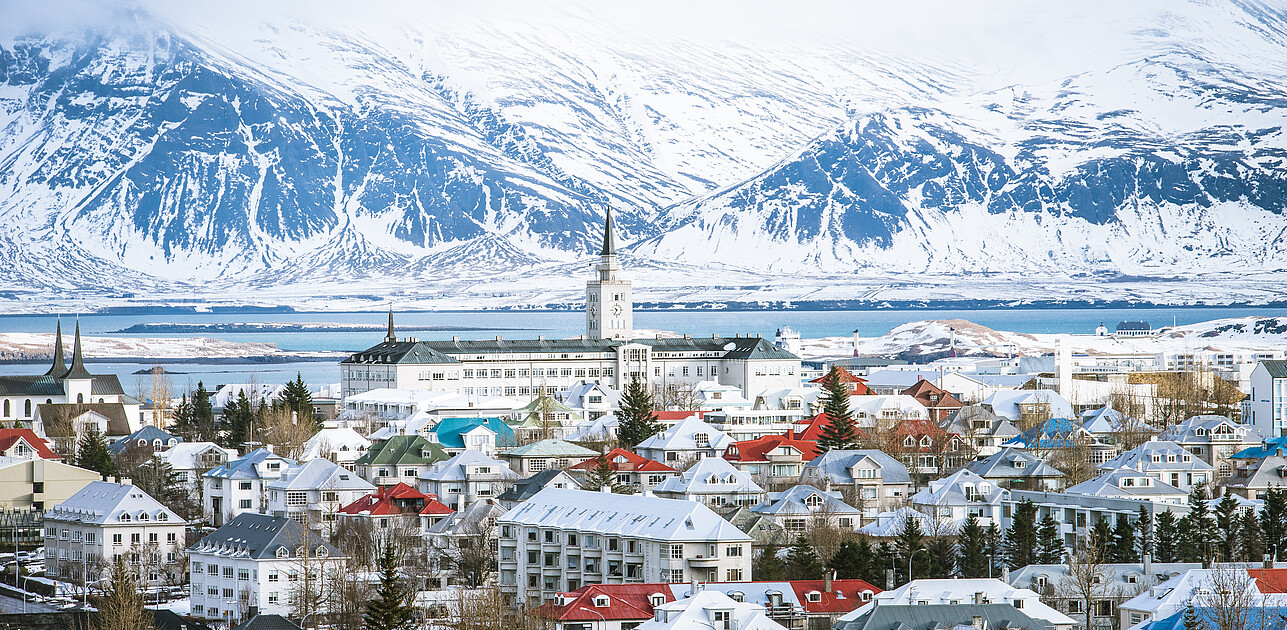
[1064,469,1189,505]
[635,415,734,466]
[0,456,101,511]
[417,450,521,511]
[652,458,765,508]
[910,469,1006,530]
[156,442,238,489]
[1004,490,1189,551]
[188,512,342,626]
[1010,561,1201,630]
[298,425,370,469]
[1097,440,1214,493]
[800,450,913,518]
[722,434,821,490]
[751,485,862,535]
[202,448,297,527]
[1157,415,1259,478]
[964,447,1065,491]
[500,439,599,477]
[265,458,375,528]
[497,488,752,604]
[43,481,185,585]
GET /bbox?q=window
[713,611,731,630]
[239,481,253,490]
[268,592,279,604]
[240,499,252,509]
[223,567,234,578]
[149,533,158,543]
[131,533,141,544]
[112,534,121,545]
[223,588,234,599]
[668,569,685,583]
[268,570,279,582]
[726,568,743,581]
[286,492,307,506]
[670,544,684,559]
[727,545,742,557]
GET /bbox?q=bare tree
[261,406,317,460]
[445,585,547,630]
[1059,528,1110,630]
[286,527,333,629]
[1050,431,1098,486]
[327,559,373,630]
[1201,563,1262,630]
[444,520,499,588]
[142,365,173,429]
[653,382,701,412]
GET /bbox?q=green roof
[353,435,449,466]
[1262,360,1287,379]
[501,439,599,459]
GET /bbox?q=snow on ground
[0,333,346,361]
[802,316,1287,360]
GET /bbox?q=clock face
[611,304,623,316]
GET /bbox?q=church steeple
[385,309,396,343]
[44,318,66,378]
[587,208,632,341]
[600,207,616,257]
[62,318,92,380]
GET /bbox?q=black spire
[44,318,66,378]
[600,207,616,256]
[62,318,92,380]
[385,308,396,343]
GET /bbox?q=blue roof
[204,448,297,480]
[429,417,515,449]
[1144,607,1287,630]
[109,426,182,454]
[1233,434,1287,460]
[1004,417,1076,450]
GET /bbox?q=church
[341,212,802,401]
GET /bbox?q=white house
[43,481,186,585]
[635,415,733,466]
[202,448,298,527]
[839,579,1075,630]
[750,485,862,534]
[498,488,753,604]
[800,450,914,518]
[188,512,342,626]
[637,590,786,630]
[417,450,521,512]
[156,442,238,489]
[298,426,371,469]
[1064,469,1189,505]
[1097,440,1214,493]
[652,457,765,508]
[909,469,1005,531]
[265,458,376,528]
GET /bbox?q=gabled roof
[419,496,454,516]
[39,403,132,437]
[534,583,673,622]
[497,468,582,503]
[501,488,752,543]
[911,469,1004,508]
[425,497,506,535]
[803,450,911,485]
[191,512,338,560]
[1261,360,1287,379]
[636,415,732,453]
[419,450,520,483]
[900,379,963,409]
[108,426,181,454]
[654,457,764,496]
[266,458,374,493]
[46,480,185,526]
[353,435,448,466]
[1233,434,1287,460]
[157,441,235,470]
[752,484,861,517]
[231,615,303,630]
[1065,469,1187,498]
[568,448,676,473]
[299,427,370,460]
[809,366,872,395]
[501,438,599,459]
[966,448,1065,480]
[724,435,821,464]
[717,507,788,546]
[429,417,515,449]
[204,448,297,480]
[836,604,1057,630]
[341,341,461,365]
[0,429,60,459]
[339,482,426,516]
[1098,440,1214,473]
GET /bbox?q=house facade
[43,481,185,585]
[202,449,297,527]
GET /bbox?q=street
[0,591,58,614]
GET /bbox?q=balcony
[688,556,720,568]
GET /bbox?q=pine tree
[1263,485,1287,561]
[583,456,626,493]
[957,514,989,577]
[76,427,115,479]
[170,394,195,440]
[1037,515,1064,564]
[127,455,198,521]
[829,540,867,580]
[817,367,858,452]
[279,372,318,429]
[224,389,255,449]
[92,558,153,630]
[1135,506,1154,560]
[1004,499,1038,569]
[616,378,662,450]
[785,536,824,580]
[924,536,957,579]
[365,542,415,630]
[192,381,216,442]
[753,543,786,581]
[1215,491,1240,562]
[1180,486,1216,563]
[1155,510,1181,563]
[852,537,880,585]
[896,515,925,584]
[1181,604,1204,630]
[1110,514,1137,563]
[1238,510,1264,563]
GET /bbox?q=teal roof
[501,439,599,459]
[430,417,516,449]
[1263,360,1287,379]
[1234,434,1287,460]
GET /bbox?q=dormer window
[920,436,932,448]
[731,592,744,602]
[694,433,710,448]
[803,494,823,508]
[1195,428,1206,436]
[650,594,666,607]
[158,513,168,521]
[138,512,149,521]
[1014,460,1026,469]
[806,591,822,602]
[594,596,609,607]
[119,513,131,522]
[276,548,289,558]
[903,436,915,448]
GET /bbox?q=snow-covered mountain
[1,0,1286,306]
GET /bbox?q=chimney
[601,486,612,493]
[973,592,983,605]
[496,335,503,341]
[452,335,460,342]
[787,426,795,440]
[886,569,895,591]
[1265,554,1275,570]
[1143,554,1152,578]
[538,335,545,341]
[972,615,984,630]
[691,578,701,595]
[1001,567,1009,584]
[825,570,834,593]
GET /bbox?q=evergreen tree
[985,524,1004,578]
[76,427,115,479]
[1215,491,1240,562]
[785,536,824,580]
[1037,515,1064,564]
[192,381,216,442]
[816,367,858,451]
[92,558,153,630]
[896,515,925,584]
[127,455,200,521]
[616,378,662,450]
[170,394,195,440]
[1238,509,1264,563]
[365,543,415,630]
[829,540,868,580]
[924,536,957,579]
[957,514,990,578]
[1263,485,1287,561]
[583,456,626,493]
[1004,499,1039,569]
[852,537,880,585]
[1155,510,1181,563]
[1181,604,1204,630]
[1179,486,1216,563]
[875,541,898,588]
[224,389,255,449]
[1135,506,1154,560]
[1110,514,1137,563]
[279,372,318,429]
[753,543,786,581]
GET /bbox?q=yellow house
[0,456,101,511]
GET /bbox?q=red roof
[724,435,822,463]
[792,414,870,443]
[785,579,883,613]
[901,379,964,409]
[568,448,677,473]
[418,496,454,516]
[0,429,60,460]
[534,584,673,622]
[339,483,427,516]
[809,367,873,395]
[654,411,707,422]
[1250,568,1287,593]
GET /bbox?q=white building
[417,450,521,511]
[839,579,1075,630]
[265,458,376,527]
[800,450,914,518]
[202,448,298,527]
[43,481,186,585]
[156,442,238,489]
[498,488,752,604]
[298,426,371,469]
[909,469,1005,531]
[750,485,862,534]
[635,415,734,466]
[639,590,787,630]
[188,512,342,626]
[1250,360,1287,438]
[652,457,765,508]
[1097,440,1214,494]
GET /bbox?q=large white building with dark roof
[43,480,186,584]
[340,216,801,403]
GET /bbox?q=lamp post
[907,548,928,584]
[580,606,608,630]
[986,554,993,579]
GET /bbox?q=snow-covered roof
[911,469,1004,508]
[45,480,184,526]
[1099,440,1214,473]
[636,415,732,453]
[802,449,912,485]
[839,578,1074,629]
[299,427,370,461]
[156,441,237,470]
[981,389,1074,421]
[654,457,763,496]
[751,484,861,517]
[858,507,936,537]
[203,448,297,480]
[849,395,929,421]
[418,450,519,483]
[265,458,375,493]
[965,448,1065,480]
[1066,469,1187,500]
[640,591,782,630]
[500,488,751,543]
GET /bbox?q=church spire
[385,308,396,343]
[600,207,616,256]
[62,318,92,380]
[44,318,66,378]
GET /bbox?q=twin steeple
[63,319,92,380]
[45,317,91,380]
[44,319,66,377]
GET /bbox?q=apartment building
[202,448,297,527]
[44,481,185,584]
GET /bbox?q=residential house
[563,381,620,421]
[653,457,766,508]
[635,415,734,466]
[1064,469,1189,505]
[900,379,963,423]
[887,418,965,476]
[637,590,787,630]
[1116,567,1287,630]
[497,468,582,510]
[1231,433,1287,468]
[750,485,862,535]
[500,439,600,477]
[298,426,370,469]
[423,498,506,588]
[426,416,517,456]
[981,390,1075,425]
[1158,415,1260,478]
[941,406,1021,458]
[1097,440,1214,494]
[837,579,1075,630]
[799,450,913,518]
[1004,490,1189,551]
[567,449,678,494]
[43,481,186,584]
[858,507,938,538]
[533,583,676,630]
[1078,405,1156,452]
[691,381,753,411]
[0,456,105,511]
[835,604,1062,630]
[188,513,342,625]
[498,488,753,603]
[848,395,930,426]
[0,428,61,460]
[212,383,285,412]
[1009,561,1200,628]
[685,579,880,630]
[337,482,429,532]
[156,442,238,489]
[723,434,821,490]
[509,396,584,442]
[352,435,449,487]
[809,366,872,394]
[202,448,297,527]
[1004,418,1117,464]
[417,450,521,511]
[38,402,137,455]
[108,426,181,456]
[1249,359,1287,437]
[265,458,375,528]
[965,448,1065,491]
[1223,455,1287,500]
[716,507,789,552]
[909,469,1005,532]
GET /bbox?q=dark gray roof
[191,512,338,561]
[836,604,1055,630]
[341,340,460,365]
[231,615,303,630]
[1116,321,1152,331]
[601,208,616,256]
[497,468,573,503]
[1262,360,1287,379]
[0,375,65,397]
[39,403,132,437]
[109,426,181,454]
[966,448,1065,480]
[345,334,799,363]
[62,320,93,380]
[717,506,787,547]
[154,609,216,630]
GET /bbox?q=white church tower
[586,209,632,340]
